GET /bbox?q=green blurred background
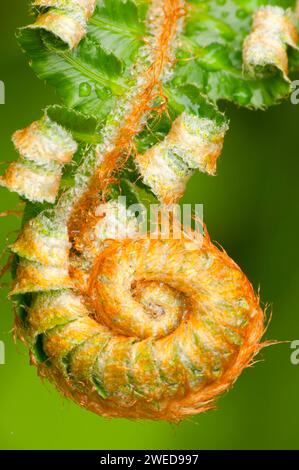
[1,1,299,450]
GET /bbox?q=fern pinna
[1,0,298,421]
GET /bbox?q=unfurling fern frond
[1,0,298,421]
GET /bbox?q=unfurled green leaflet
[1,0,298,421]
[87,0,147,61]
[174,0,299,107]
[17,0,146,118]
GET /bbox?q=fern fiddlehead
[1,0,299,421]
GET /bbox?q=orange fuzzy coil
[17,234,265,422]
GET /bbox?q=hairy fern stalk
[1,0,299,421]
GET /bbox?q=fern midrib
[55,48,129,96]
[68,0,185,244]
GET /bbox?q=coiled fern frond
[1,0,298,421]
